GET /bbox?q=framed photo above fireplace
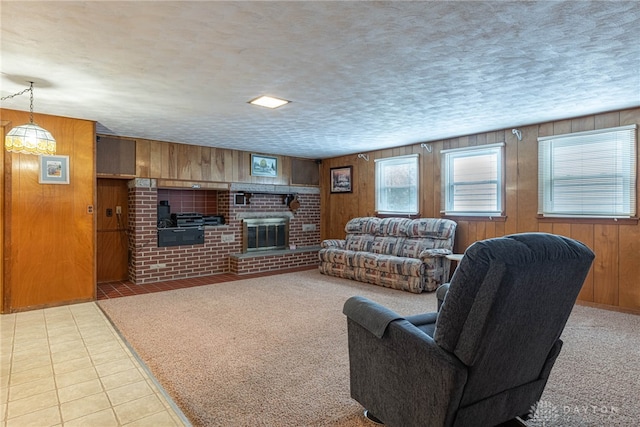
[251,154,278,177]
[330,166,353,193]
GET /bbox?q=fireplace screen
[243,218,289,253]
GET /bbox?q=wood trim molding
[156,179,230,190]
[1,122,10,313]
[96,173,136,179]
[537,215,638,225]
[442,215,508,222]
[575,300,640,316]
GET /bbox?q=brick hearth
[229,247,320,275]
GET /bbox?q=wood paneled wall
[135,138,316,187]
[1,109,96,312]
[320,108,640,312]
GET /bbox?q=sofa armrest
[321,239,346,249]
[419,247,452,260]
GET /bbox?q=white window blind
[441,143,504,216]
[375,154,419,215]
[538,125,637,218]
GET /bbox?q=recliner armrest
[437,283,450,311]
[345,314,468,426]
[343,296,404,338]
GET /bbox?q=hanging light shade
[5,123,56,155]
[2,82,56,155]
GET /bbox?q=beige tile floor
[1,302,190,427]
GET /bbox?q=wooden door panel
[97,179,129,282]
[97,230,128,282]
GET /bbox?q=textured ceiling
[1,1,639,159]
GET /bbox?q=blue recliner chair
[343,233,594,426]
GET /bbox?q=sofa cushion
[371,236,405,256]
[397,238,434,257]
[322,249,423,277]
[406,218,457,239]
[378,217,413,236]
[345,217,381,234]
[376,255,423,276]
[318,248,349,264]
[345,234,375,252]
[360,252,381,270]
[319,249,377,270]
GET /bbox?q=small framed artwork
[39,155,70,184]
[251,154,278,177]
[330,166,353,193]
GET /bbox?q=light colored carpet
[98,270,640,426]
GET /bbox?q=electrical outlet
[302,224,317,232]
[151,263,166,269]
[115,206,122,214]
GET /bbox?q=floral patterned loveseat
[318,217,457,293]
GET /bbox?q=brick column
[128,179,158,284]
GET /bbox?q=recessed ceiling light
[248,95,290,109]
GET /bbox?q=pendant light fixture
[2,81,56,155]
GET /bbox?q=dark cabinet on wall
[97,136,136,176]
[291,158,320,186]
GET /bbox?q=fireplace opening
[243,218,289,253]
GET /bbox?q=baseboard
[575,300,640,316]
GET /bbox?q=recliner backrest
[434,233,594,406]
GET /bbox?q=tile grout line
[4,304,185,426]
[2,313,17,426]
[94,302,192,427]
[68,304,117,425]
[44,308,65,426]
[6,310,59,426]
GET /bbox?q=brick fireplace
[128,179,321,284]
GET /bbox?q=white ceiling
[1,1,639,159]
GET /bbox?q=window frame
[537,124,637,219]
[374,154,420,215]
[441,143,505,217]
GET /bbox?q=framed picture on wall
[330,166,353,193]
[251,154,278,177]
[39,155,70,184]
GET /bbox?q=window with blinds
[538,125,637,218]
[375,154,419,215]
[441,143,504,216]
